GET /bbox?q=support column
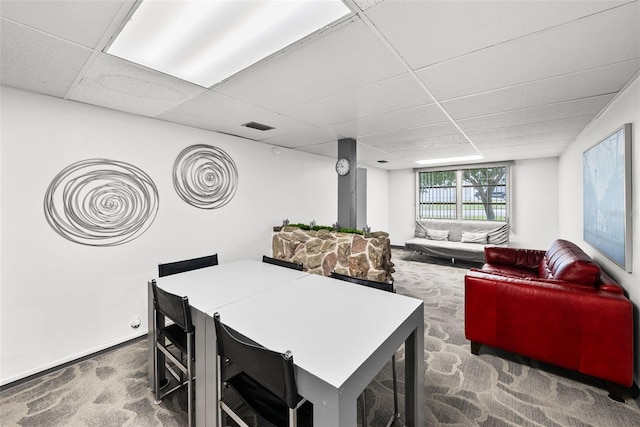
[337,138,357,229]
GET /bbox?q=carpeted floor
[1,248,639,426]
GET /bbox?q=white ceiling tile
[263,127,342,149]
[67,54,206,118]
[442,59,640,120]
[295,140,407,169]
[364,0,630,69]
[468,116,593,142]
[359,121,460,147]
[457,95,614,133]
[352,0,386,12]
[328,104,448,140]
[371,132,471,153]
[295,141,337,157]
[158,88,272,131]
[213,17,406,111]
[395,144,480,162]
[282,73,432,126]
[474,130,580,149]
[0,19,92,97]
[417,2,640,100]
[481,145,563,161]
[0,0,129,48]
[218,114,315,141]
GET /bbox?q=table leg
[404,313,425,426]
[310,390,358,426]
[191,308,216,426]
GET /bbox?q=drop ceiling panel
[0,19,92,97]
[295,141,337,157]
[68,54,206,118]
[481,140,577,159]
[442,59,640,120]
[359,121,460,147]
[395,144,480,161]
[328,104,449,139]
[363,0,628,69]
[467,116,594,142]
[474,130,581,149]
[0,0,128,48]
[262,127,341,149]
[482,146,564,161]
[371,132,471,153]
[457,95,615,133]
[218,113,315,141]
[417,2,640,101]
[213,17,406,111]
[158,88,272,131]
[282,73,432,126]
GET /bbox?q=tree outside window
[418,165,508,221]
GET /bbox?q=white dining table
[147,259,424,426]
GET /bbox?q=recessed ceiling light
[416,155,484,165]
[106,0,351,88]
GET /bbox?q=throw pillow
[461,231,488,244]
[487,223,509,244]
[427,229,449,241]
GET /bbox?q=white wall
[558,75,640,383]
[0,87,342,385]
[387,161,559,249]
[509,157,559,249]
[388,169,416,246]
[364,166,389,233]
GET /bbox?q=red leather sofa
[465,239,633,401]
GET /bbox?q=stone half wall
[272,227,395,283]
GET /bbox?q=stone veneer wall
[272,227,394,283]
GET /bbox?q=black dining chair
[151,280,196,426]
[214,313,313,427]
[262,255,304,271]
[330,271,399,427]
[158,253,218,277]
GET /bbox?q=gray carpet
[1,248,639,426]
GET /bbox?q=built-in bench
[405,219,509,263]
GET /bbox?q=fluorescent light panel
[416,155,484,166]
[106,0,351,87]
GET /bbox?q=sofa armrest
[484,246,546,270]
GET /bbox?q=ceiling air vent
[242,121,275,131]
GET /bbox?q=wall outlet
[130,315,142,329]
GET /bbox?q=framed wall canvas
[583,123,633,272]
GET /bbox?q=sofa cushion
[461,231,488,244]
[427,229,449,241]
[539,239,601,286]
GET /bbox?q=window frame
[415,162,512,222]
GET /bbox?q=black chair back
[330,271,394,293]
[158,254,218,277]
[262,255,304,271]
[152,280,193,333]
[214,313,299,409]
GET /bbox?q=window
[417,164,509,221]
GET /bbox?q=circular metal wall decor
[44,159,159,246]
[173,144,238,209]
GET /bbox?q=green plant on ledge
[284,223,365,235]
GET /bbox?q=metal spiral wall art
[44,159,159,246]
[173,144,238,209]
